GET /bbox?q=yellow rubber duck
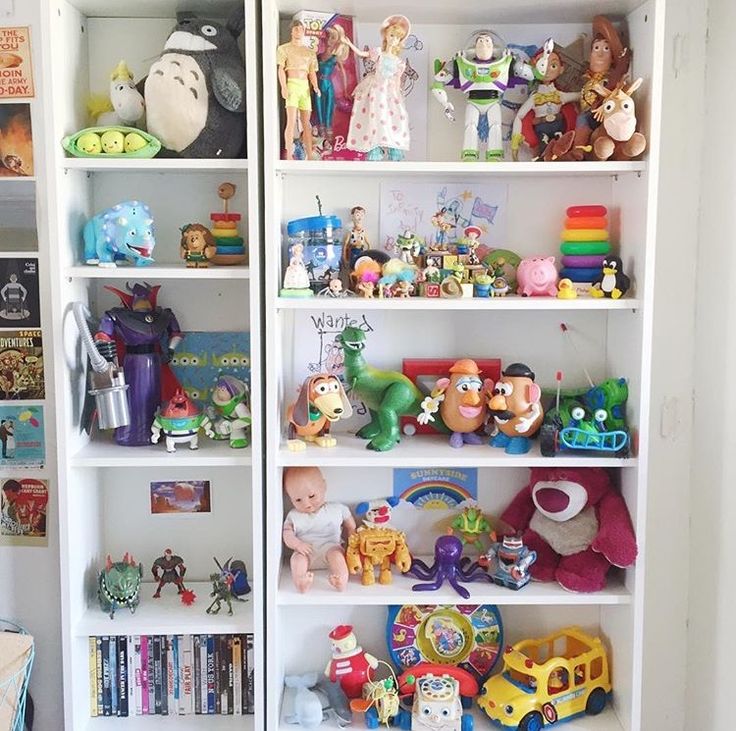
[557,278,578,299]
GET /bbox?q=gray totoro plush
[144,9,246,158]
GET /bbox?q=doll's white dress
[347,48,410,154]
[283,253,310,289]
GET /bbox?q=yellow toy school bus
[477,627,611,730]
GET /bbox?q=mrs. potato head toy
[418,358,490,448]
[487,363,544,455]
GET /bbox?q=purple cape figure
[94,282,182,446]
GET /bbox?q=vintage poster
[0,404,44,466]
[0,27,33,98]
[0,477,48,546]
[150,480,211,515]
[0,329,43,399]
[0,257,39,326]
[170,331,249,404]
[379,182,508,254]
[0,103,32,176]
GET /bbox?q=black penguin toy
[592,256,630,299]
[144,9,246,158]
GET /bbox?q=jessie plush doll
[500,467,637,592]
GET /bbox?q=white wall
[687,0,736,728]
[0,2,63,730]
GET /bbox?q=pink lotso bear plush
[500,467,637,592]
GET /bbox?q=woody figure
[278,20,321,161]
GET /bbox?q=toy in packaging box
[292,11,360,160]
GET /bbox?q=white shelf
[61,158,248,173]
[77,582,254,637]
[276,296,641,312]
[275,160,647,178]
[279,701,624,731]
[277,570,631,607]
[86,715,254,729]
[278,434,636,468]
[0,176,35,183]
[70,440,252,468]
[66,266,251,280]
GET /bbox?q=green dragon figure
[338,326,442,451]
[98,553,143,619]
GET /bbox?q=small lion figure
[180,223,217,268]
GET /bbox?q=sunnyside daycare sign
[0,27,33,98]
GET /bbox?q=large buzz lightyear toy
[432,31,513,161]
[209,375,252,449]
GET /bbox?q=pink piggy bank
[517,256,559,297]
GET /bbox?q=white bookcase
[39,1,263,730]
[263,2,668,731]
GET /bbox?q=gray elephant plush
[144,9,246,158]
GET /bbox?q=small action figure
[210,374,251,448]
[318,278,353,297]
[346,15,411,161]
[215,556,251,598]
[433,32,513,161]
[282,466,356,592]
[482,535,537,590]
[343,206,370,268]
[346,498,412,585]
[487,363,544,454]
[180,223,216,268]
[278,20,321,161]
[151,548,187,598]
[98,553,143,619]
[462,226,482,264]
[151,388,214,452]
[395,230,422,264]
[325,625,379,699]
[451,504,494,555]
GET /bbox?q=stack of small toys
[210,182,248,266]
[559,205,610,292]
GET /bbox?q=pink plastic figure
[282,466,356,593]
[516,257,559,297]
[346,15,411,161]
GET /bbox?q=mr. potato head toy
[487,363,544,455]
[417,358,490,448]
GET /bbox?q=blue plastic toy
[284,673,323,728]
[83,200,155,267]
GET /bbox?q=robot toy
[482,535,537,590]
[432,31,513,161]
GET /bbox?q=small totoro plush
[144,9,246,158]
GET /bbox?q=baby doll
[282,466,356,593]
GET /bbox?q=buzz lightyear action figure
[210,374,252,449]
[432,32,513,161]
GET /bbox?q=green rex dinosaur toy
[338,326,444,451]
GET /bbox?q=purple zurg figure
[407,534,493,600]
[94,282,182,446]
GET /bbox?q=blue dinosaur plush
[83,200,156,267]
[144,9,246,158]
